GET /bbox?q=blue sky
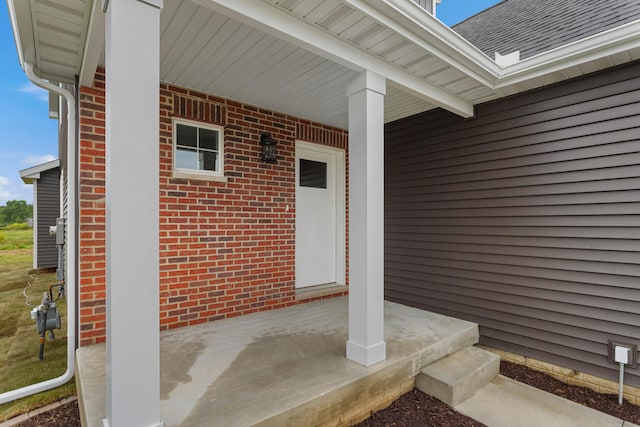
[0,2,58,205]
[0,0,500,206]
[436,0,501,26]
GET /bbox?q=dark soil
[500,360,640,424]
[12,361,640,426]
[14,400,80,427]
[356,361,640,426]
[356,388,487,427]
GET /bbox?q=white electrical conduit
[0,62,77,404]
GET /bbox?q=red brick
[77,67,349,345]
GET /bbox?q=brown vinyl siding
[385,60,640,387]
[35,167,60,269]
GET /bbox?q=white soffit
[8,0,93,83]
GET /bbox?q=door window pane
[300,159,327,188]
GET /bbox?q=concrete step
[415,346,499,406]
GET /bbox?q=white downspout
[0,62,77,404]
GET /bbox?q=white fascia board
[496,19,640,88]
[80,0,105,88]
[195,0,474,117]
[355,0,500,86]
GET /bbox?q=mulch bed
[500,360,640,424]
[357,360,640,426]
[356,388,487,427]
[14,400,80,427]
[12,361,640,426]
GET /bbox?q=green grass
[0,227,33,251]
[0,241,75,422]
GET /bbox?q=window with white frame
[173,119,223,176]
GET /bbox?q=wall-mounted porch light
[260,133,277,163]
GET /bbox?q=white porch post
[346,70,386,367]
[103,0,163,426]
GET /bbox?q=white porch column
[104,0,163,426]
[346,70,386,367]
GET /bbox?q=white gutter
[0,63,77,404]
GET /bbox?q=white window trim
[172,117,228,183]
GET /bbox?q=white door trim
[295,140,346,287]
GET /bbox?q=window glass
[176,124,197,148]
[201,151,217,171]
[176,147,198,170]
[199,128,218,151]
[300,159,327,188]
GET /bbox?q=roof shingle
[453,0,640,60]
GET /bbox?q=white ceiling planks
[159,0,437,128]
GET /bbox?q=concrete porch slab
[76,297,478,427]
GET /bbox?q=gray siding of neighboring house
[384,60,640,387]
[412,0,433,14]
[36,168,60,269]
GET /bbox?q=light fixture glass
[260,133,277,163]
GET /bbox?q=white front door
[295,142,345,288]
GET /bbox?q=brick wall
[78,67,349,346]
[78,71,107,346]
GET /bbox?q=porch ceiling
[160,0,475,129]
[9,0,640,129]
[178,0,489,126]
[160,1,360,129]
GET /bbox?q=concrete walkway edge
[454,375,638,427]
